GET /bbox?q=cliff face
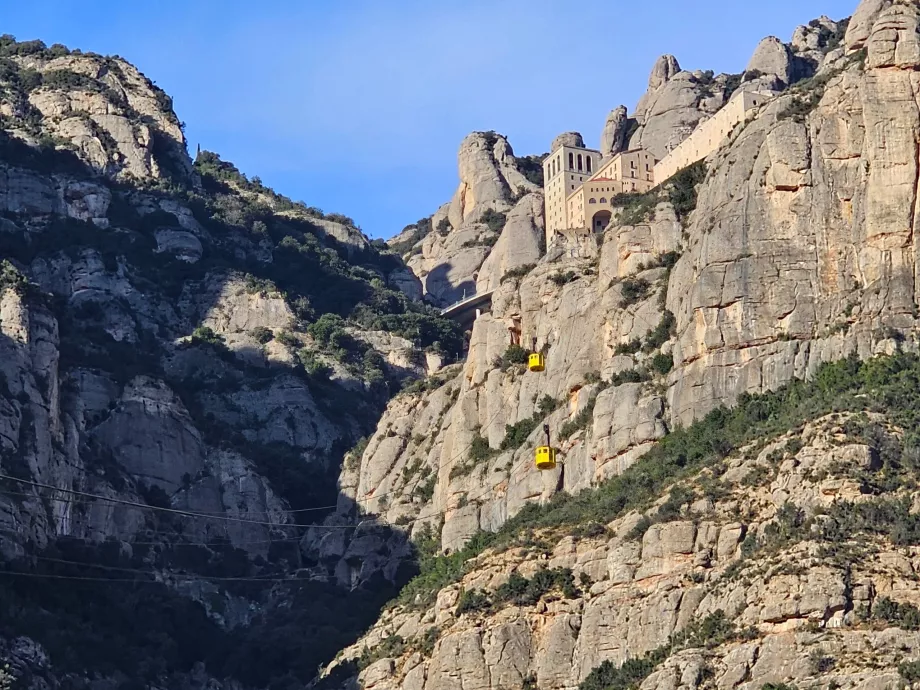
[342,0,918,556]
[328,406,920,690]
[0,37,460,690]
[322,1,920,687]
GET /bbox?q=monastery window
[569,152,574,168]
[631,160,636,168]
[586,157,592,173]
[599,197,607,204]
[588,198,596,204]
[577,154,583,171]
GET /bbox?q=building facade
[542,89,771,244]
[543,145,602,234]
[566,149,657,231]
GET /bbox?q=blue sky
[5,0,856,239]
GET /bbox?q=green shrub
[609,369,651,387]
[500,263,536,284]
[358,634,405,670]
[650,352,674,375]
[667,160,706,224]
[478,209,507,233]
[297,349,332,378]
[619,277,651,307]
[276,330,298,348]
[515,154,546,187]
[869,596,920,630]
[778,92,822,123]
[250,326,274,344]
[500,417,540,451]
[900,661,920,683]
[643,311,676,352]
[455,589,491,615]
[550,271,578,286]
[190,326,224,347]
[456,567,577,616]
[469,432,495,463]
[0,259,41,300]
[497,345,529,371]
[413,474,436,502]
[611,190,659,226]
[615,339,642,355]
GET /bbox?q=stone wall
[653,90,770,183]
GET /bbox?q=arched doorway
[591,210,612,233]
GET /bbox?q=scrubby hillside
[0,34,463,690]
[325,352,920,690]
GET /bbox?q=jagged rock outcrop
[647,54,682,91]
[21,53,193,182]
[845,0,892,49]
[404,132,543,305]
[550,131,585,151]
[599,105,630,158]
[629,59,730,161]
[746,36,794,88]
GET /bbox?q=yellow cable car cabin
[535,446,557,471]
[528,352,545,372]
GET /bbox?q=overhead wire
[0,296,579,583]
[0,377,544,564]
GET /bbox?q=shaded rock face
[0,38,445,690]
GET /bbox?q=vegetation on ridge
[611,160,707,226]
[396,351,920,607]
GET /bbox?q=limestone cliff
[327,403,920,690]
[328,5,920,690]
[0,36,460,690]
[10,2,920,690]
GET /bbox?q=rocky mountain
[314,0,920,688]
[8,1,920,690]
[0,33,463,690]
[388,131,546,308]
